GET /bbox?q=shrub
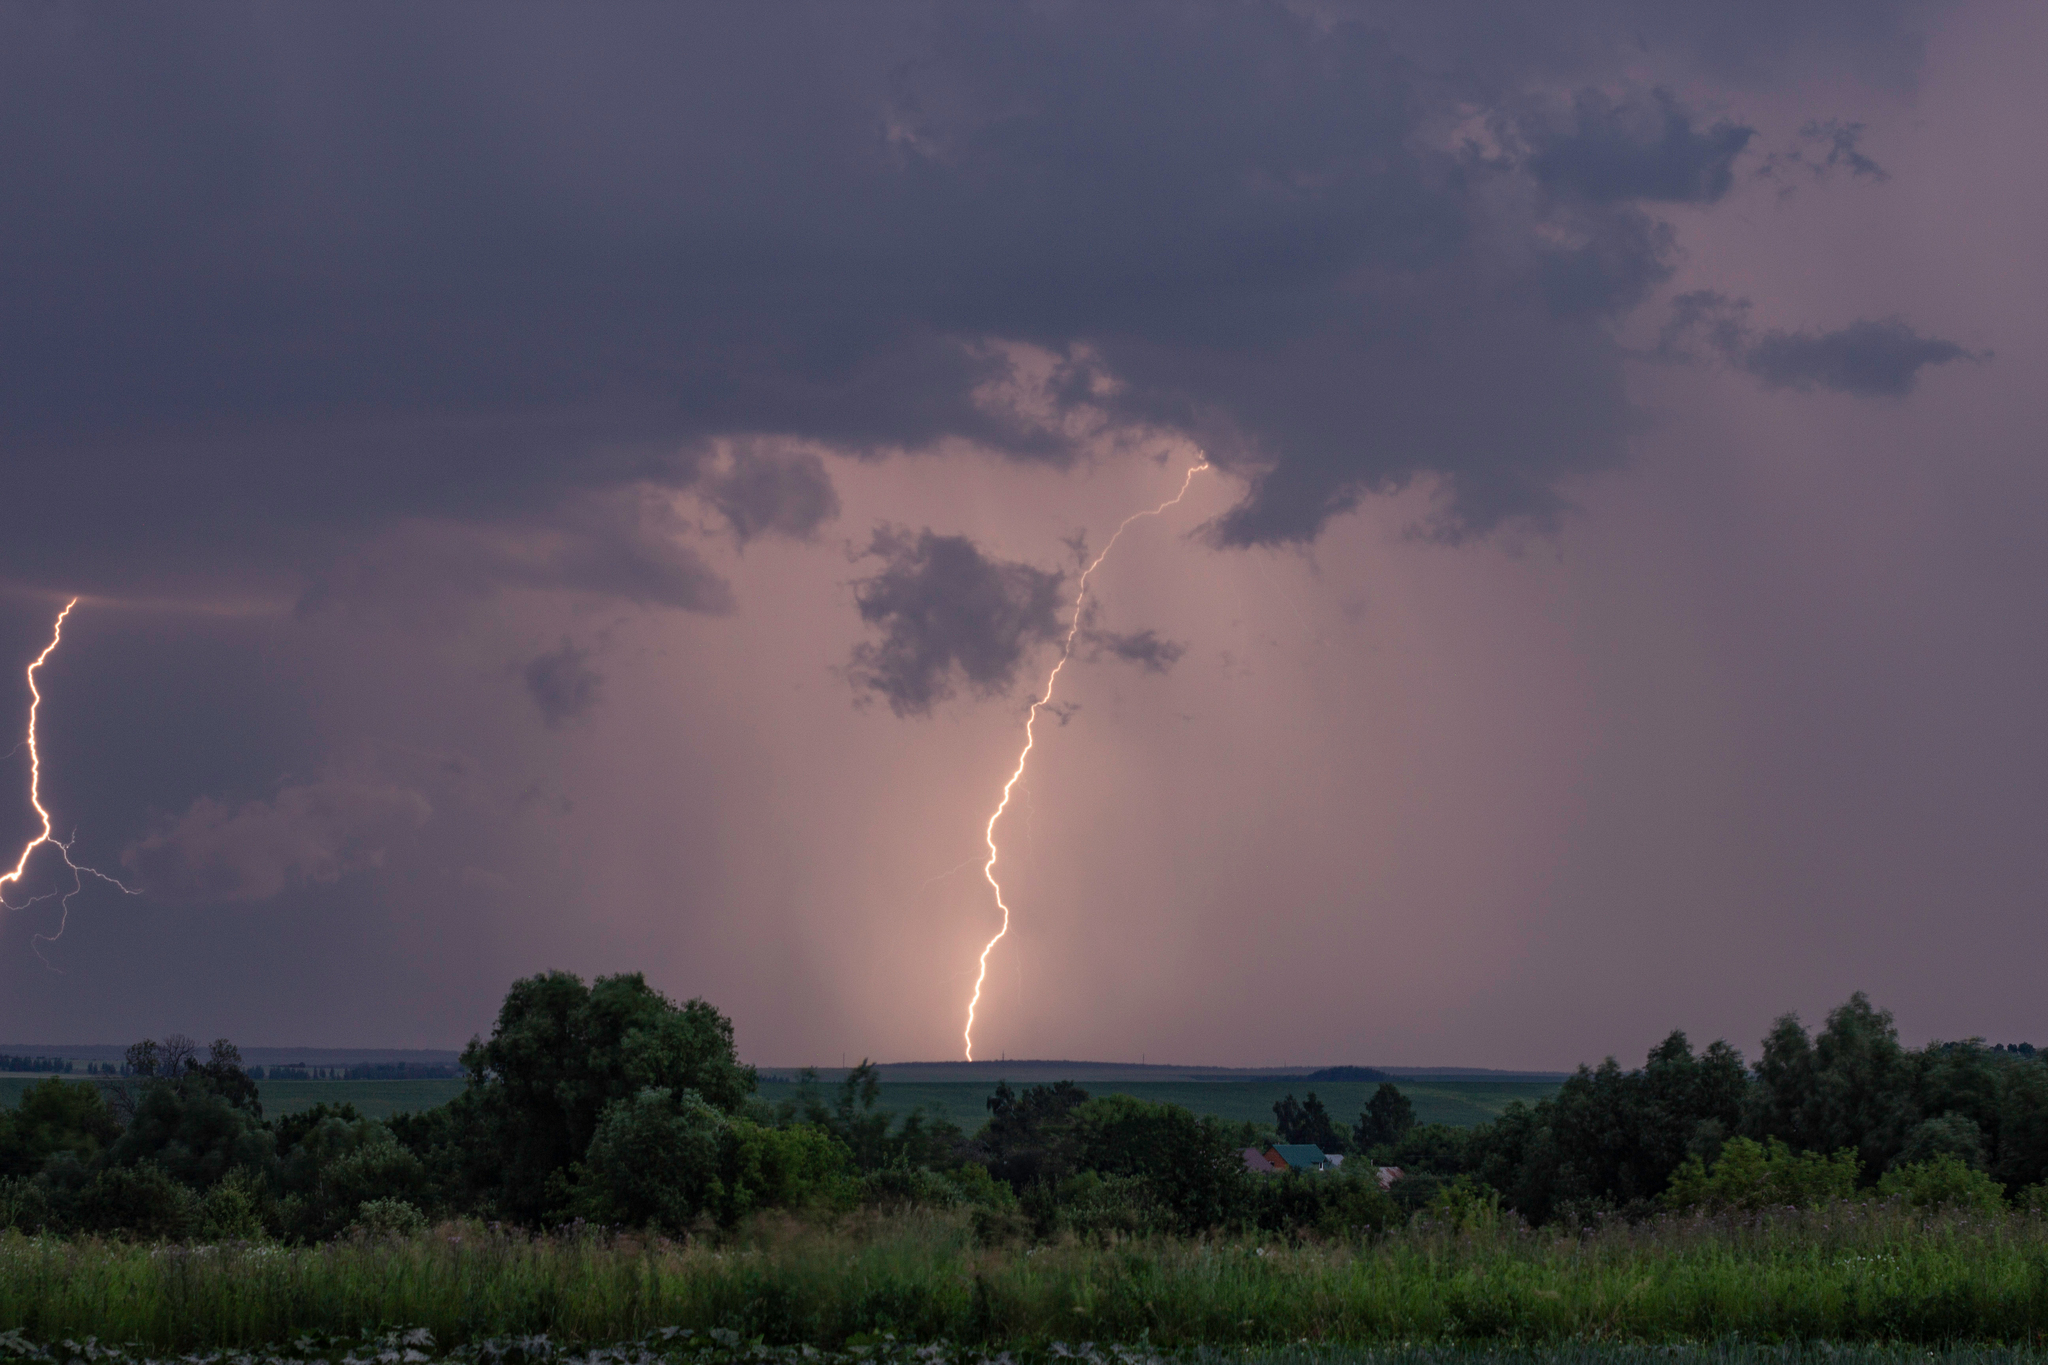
[1876,1154,2005,1212]
[197,1167,266,1241]
[720,1119,855,1223]
[351,1197,428,1238]
[75,1162,199,1240]
[579,1087,727,1231]
[0,1176,54,1233]
[1248,1168,1400,1239]
[1426,1174,1507,1233]
[1665,1136,1859,1211]
[1896,1112,1986,1170]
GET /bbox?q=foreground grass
[4,1203,2048,1351]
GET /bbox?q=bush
[1664,1136,1859,1211]
[351,1197,428,1238]
[1876,1154,2005,1212]
[75,1162,198,1240]
[1896,1112,1986,1170]
[1248,1168,1400,1239]
[1426,1174,1508,1233]
[579,1087,727,1231]
[274,1113,431,1241]
[0,1176,54,1233]
[197,1167,266,1241]
[719,1119,854,1223]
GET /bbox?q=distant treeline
[0,981,2043,1244]
[0,1056,73,1074]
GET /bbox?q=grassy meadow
[3,1201,2047,1351]
[751,1079,1559,1132]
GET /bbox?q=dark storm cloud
[1525,90,1755,203]
[1741,320,1978,396]
[847,529,1066,717]
[121,778,431,902]
[1083,628,1187,675]
[0,0,1946,601]
[523,641,604,729]
[301,487,735,616]
[701,449,843,545]
[1665,293,1979,396]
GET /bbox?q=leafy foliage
[1354,1082,1417,1150]
[1664,1136,1860,1211]
[458,971,758,1221]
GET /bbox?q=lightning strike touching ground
[0,600,136,968]
[963,461,1209,1061]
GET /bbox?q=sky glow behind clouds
[0,0,2038,1068]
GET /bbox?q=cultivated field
[751,1078,1559,1131]
[0,1076,464,1120]
[1,1075,1548,1129]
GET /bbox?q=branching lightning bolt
[963,461,1209,1060]
[0,600,136,968]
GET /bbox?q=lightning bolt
[0,600,137,968]
[964,461,1209,1060]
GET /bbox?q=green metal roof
[1269,1144,1331,1169]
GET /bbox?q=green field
[0,1075,465,1120]
[753,1077,1558,1132]
[1,1074,1550,1130]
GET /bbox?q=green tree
[1748,993,1912,1178]
[1464,1031,1745,1224]
[1354,1082,1417,1150]
[0,1077,120,1177]
[719,1119,854,1223]
[274,1108,431,1240]
[577,1086,729,1230]
[1067,1093,1248,1232]
[1273,1091,1346,1153]
[1993,1058,2048,1190]
[107,1040,272,1189]
[459,971,756,1222]
[1895,1112,1985,1171]
[973,1079,1089,1190]
[782,1061,962,1173]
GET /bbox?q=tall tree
[1355,1083,1418,1150]
[459,971,756,1222]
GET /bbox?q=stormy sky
[0,0,2040,1067]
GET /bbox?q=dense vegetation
[3,979,2045,1244]
[5,976,2048,1349]
[5,1201,2048,1350]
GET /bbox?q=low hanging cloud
[1524,89,1755,204]
[122,779,433,902]
[303,485,735,617]
[699,446,842,545]
[1665,293,1980,396]
[847,529,1066,717]
[1741,320,1979,396]
[524,641,605,729]
[1083,628,1188,676]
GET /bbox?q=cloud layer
[0,0,1958,609]
[847,529,1067,716]
[122,779,432,903]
